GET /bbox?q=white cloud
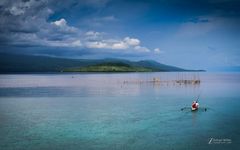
[85,31,100,36]
[134,46,150,52]
[71,40,82,47]
[45,39,82,47]
[112,42,128,49]
[86,41,108,49]
[124,37,140,46]
[85,31,103,40]
[154,48,164,54]
[51,18,78,33]
[84,36,149,52]
[52,18,67,27]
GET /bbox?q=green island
[63,62,154,72]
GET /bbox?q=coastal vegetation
[0,53,204,73]
[63,62,154,72]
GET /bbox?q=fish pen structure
[123,73,201,86]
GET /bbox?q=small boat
[191,100,199,111]
[191,107,198,111]
[181,107,207,112]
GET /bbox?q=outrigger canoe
[191,107,198,111]
[181,107,207,112]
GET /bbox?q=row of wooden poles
[123,73,201,85]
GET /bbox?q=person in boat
[192,101,199,110]
[196,101,199,108]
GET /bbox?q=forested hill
[0,53,204,73]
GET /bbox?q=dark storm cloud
[0,0,49,32]
[0,0,51,47]
[0,0,151,55]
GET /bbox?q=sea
[0,72,239,150]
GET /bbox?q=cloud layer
[0,0,156,56]
[0,0,239,68]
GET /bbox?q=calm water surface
[0,73,240,150]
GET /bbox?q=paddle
[196,93,201,103]
[195,93,207,111]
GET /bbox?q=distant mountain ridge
[0,53,202,73]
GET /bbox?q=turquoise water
[0,73,240,150]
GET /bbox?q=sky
[0,0,240,70]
